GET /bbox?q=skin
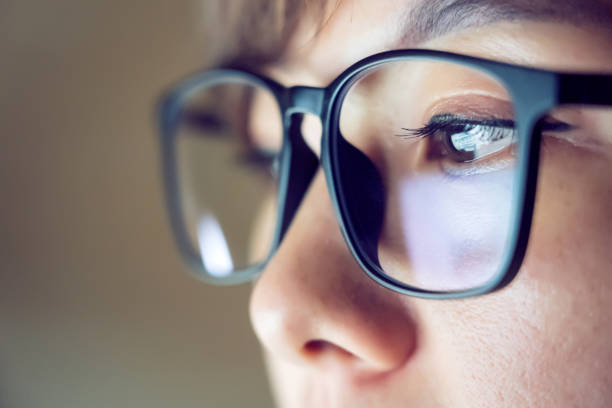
[246,1,612,406]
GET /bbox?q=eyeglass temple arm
[558,73,612,105]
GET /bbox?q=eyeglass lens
[170,60,612,292]
[338,60,520,292]
[174,81,283,277]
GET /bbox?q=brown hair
[202,0,326,68]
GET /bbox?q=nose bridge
[286,86,326,119]
[249,171,417,372]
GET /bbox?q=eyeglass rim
[158,48,612,297]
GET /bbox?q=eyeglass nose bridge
[285,86,326,119]
[276,84,387,275]
[273,86,326,244]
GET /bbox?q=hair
[202,0,328,68]
[203,0,612,69]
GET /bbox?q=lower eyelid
[438,150,517,177]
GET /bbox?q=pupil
[449,125,480,153]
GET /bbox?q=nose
[249,169,418,375]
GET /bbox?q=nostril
[303,339,354,361]
[302,339,404,384]
[304,339,331,353]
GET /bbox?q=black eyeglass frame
[158,49,612,299]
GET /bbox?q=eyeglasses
[158,49,612,299]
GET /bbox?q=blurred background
[0,1,274,407]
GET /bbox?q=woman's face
[247,0,612,406]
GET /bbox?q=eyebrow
[402,0,612,45]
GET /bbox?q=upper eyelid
[397,114,575,140]
[181,109,228,133]
[396,115,515,139]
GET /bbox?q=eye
[180,106,280,180]
[237,148,280,179]
[400,114,517,163]
[181,108,229,134]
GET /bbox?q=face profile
[159,0,612,406]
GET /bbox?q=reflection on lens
[174,79,282,278]
[197,214,234,278]
[338,59,519,292]
[397,168,513,290]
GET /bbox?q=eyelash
[181,109,279,177]
[397,113,573,163]
[398,113,573,140]
[398,114,515,140]
[237,149,279,178]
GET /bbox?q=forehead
[267,0,612,85]
[271,0,412,84]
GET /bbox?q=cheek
[528,138,612,295]
[430,140,612,406]
[424,276,612,407]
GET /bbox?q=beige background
[0,1,273,407]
